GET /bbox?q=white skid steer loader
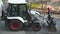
[2,0,41,31]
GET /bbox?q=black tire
[33,24,41,31]
[9,20,22,31]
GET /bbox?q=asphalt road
[0,16,60,34]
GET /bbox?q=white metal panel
[8,0,27,4]
[7,17,25,23]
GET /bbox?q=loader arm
[30,10,49,26]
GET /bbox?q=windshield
[7,4,29,19]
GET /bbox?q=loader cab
[7,3,30,20]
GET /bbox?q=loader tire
[9,20,22,31]
[33,24,41,31]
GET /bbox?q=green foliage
[30,2,42,8]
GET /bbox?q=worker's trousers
[0,5,2,23]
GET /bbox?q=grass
[30,2,42,8]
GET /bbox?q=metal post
[41,0,43,9]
